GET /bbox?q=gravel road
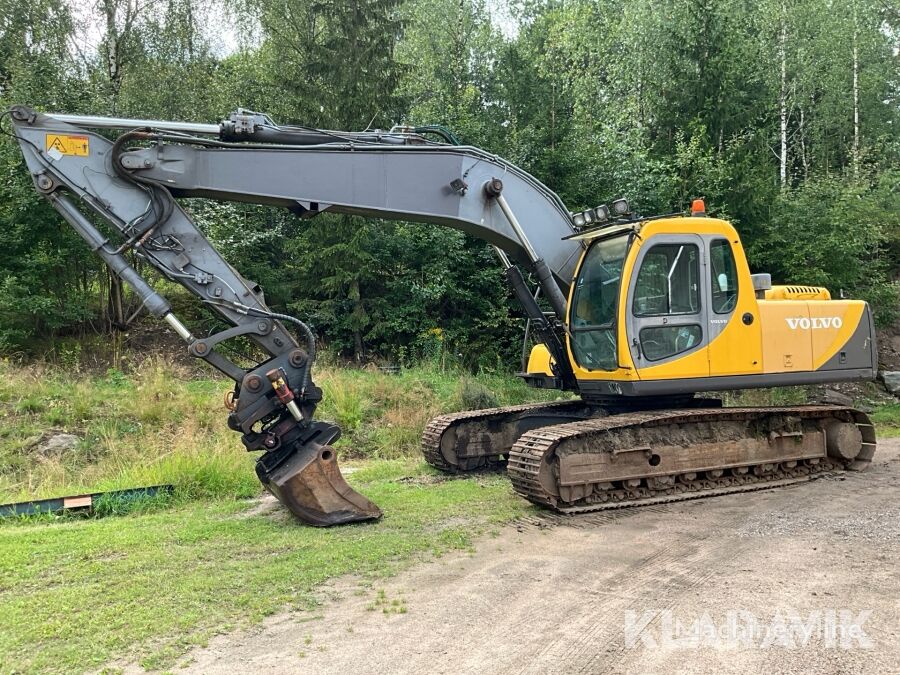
[177,438,900,675]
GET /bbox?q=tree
[0,0,102,350]
[0,0,897,361]
[247,0,406,360]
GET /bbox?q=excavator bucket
[256,441,382,527]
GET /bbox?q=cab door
[626,234,710,379]
[705,236,764,377]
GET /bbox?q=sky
[64,0,519,61]
[66,0,246,59]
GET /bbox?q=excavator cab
[524,206,877,402]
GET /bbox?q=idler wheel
[822,420,863,461]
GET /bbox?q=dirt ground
[173,439,900,675]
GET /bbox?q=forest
[0,0,897,368]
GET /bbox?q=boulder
[33,433,80,458]
[881,371,900,397]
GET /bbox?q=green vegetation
[0,0,897,365]
[0,360,554,673]
[0,359,561,503]
[0,461,527,674]
[871,404,900,438]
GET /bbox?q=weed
[722,386,809,407]
[366,588,408,615]
[91,489,175,517]
[0,359,560,504]
[870,403,900,437]
[14,396,45,414]
[454,378,500,410]
[104,368,129,387]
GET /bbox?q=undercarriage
[422,401,876,512]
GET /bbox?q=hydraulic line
[109,130,177,248]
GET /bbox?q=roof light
[611,198,630,216]
[572,212,586,228]
[691,199,706,216]
[593,205,610,222]
[582,209,595,225]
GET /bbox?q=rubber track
[507,405,875,513]
[421,400,582,472]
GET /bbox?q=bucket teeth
[256,441,382,527]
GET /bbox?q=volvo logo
[785,317,843,330]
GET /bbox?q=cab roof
[567,216,737,243]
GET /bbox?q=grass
[0,357,897,673]
[0,358,556,672]
[870,403,900,437]
[0,358,563,503]
[0,460,530,674]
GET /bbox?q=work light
[612,198,629,215]
[593,205,610,222]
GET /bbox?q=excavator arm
[5,105,584,525]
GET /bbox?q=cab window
[569,233,631,371]
[640,325,702,361]
[710,239,738,313]
[633,244,700,316]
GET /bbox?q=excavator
[4,106,878,526]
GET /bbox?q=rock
[881,371,900,397]
[820,388,853,406]
[33,433,80,457]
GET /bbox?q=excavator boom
[5,105,583,525]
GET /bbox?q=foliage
[747,169,900,323]
[0,358,562,501]
[870,403,900,437]
[0,0,897,359]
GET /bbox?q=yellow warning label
[45,134,90,157]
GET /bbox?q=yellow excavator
[427,204,877,511]
[6,106,878,525]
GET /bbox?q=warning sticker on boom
[45,134,89,157]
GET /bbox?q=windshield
[569,233,631,371]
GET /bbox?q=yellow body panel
[549,215,873,391]
[765,285,831,301]
[759,302,814,372]
[636,339,710,378]
[757,300,865,373]
[705,234,764,377]
[526,343,554,376]
[809,302,864,370]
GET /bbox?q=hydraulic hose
[109,129,176,243]
[251,309,317,391]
